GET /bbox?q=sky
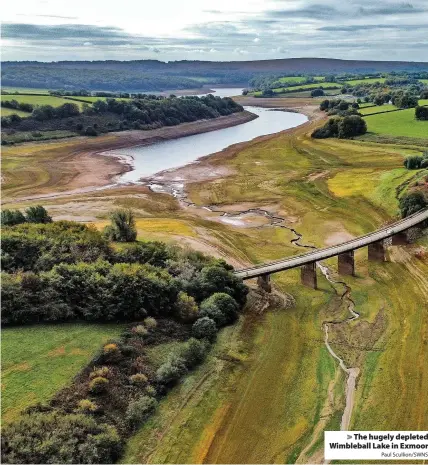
[2,0,428,62]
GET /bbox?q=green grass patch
[1,107,31,117]
[1,323,123,423]
[364,108,428,139]
[2,87,51,94]
[345,78,386,85]
[0,94,88,109]
[359,104,397,115]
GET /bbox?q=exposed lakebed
[109,88,308,183]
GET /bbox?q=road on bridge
[234,209,428,280]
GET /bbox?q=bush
[404,156,423,170]
[143,316,157,328]
[199,292,239,327]
[103,209,137,242]
[25,205,52,224]
[129,373,148,386]
[192,317,217,341]
[311,88,324,97]
[156,354,187,385]
[179,338,210,368]
[89,376,109,394]
[89,366,110,379]
[399,192,428,218]
[415,106,428,121]
[125,396,158,429]
[1,209,26,226]
[1,411,122,464]
[145,385,157,397]
[77,399,98,413]
[175,291,199,322]
[85,126,98,136]
[132,325,148,337]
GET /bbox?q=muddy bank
[4,111,258,203]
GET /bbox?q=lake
[111,89,308,183]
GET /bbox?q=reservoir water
[112,89,308,183]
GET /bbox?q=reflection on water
[111,89,308,182]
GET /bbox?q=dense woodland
[1,211,248,463]
[1,94,244,143]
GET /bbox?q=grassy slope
[1,323,123,423]
[364,108,428,138]
[121,115,428,463]
[1,107,31,117]
[345,78,386,85]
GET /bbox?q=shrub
[103,209,137,242]
[130,373,148,386]
[192,317,217,341]
[179,337,210,368]
[24,205,52,224]
[145,385,157,397]
[311,88,324,97]
[85,126,98,136]
[1,209,26,226]
[404,156,423,170]
[77,399,98,413]
[415,106,428,121]
[89,376,109,394]
[132,325,148,337]
[199,292,239,327]
[125,396,158,429]
[143,316,157,328]
[175,291,199,322]
[156,354,187,385]
[399,192,428,218]
[1,412,122,464]
[89,366,110,379]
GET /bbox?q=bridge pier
[368,239,385,262]
[338,250,355,276]
[257,274,272,293]
[301,262,317,289]
[391,231,408,245]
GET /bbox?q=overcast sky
[2,0,428,62]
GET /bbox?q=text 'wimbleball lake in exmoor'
[110,88,308,183]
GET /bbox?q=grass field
[1,323,123,423]
[345,77,386,85]
[364,108,428,138]
[252,82,339,96]
[0,94,88,109]
[276,76,325,84]
[1,107,31,117]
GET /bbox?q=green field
[276,76,325,84]
[1,107,32,117]
[359,104,397,115]
[253,82,339,96]
[1,323,122,423]
[345,77,386,85]
[364,108,428,138]
[0,94,88,109]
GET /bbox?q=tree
[399,192,427,218]
[103,209,137,242]
[1,412,122,464]
[25,205,52,224]
[404,156,423,170]
[311,88,324,97]
[338,115,367,138]
[199,292,239,326]
[175,291,199,322]
[192,317,217,341]
[415,106,428,121]
[1,209,26,226]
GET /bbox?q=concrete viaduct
[234,209,428,292]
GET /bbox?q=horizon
[2,0,428,62]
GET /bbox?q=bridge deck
[234,209,428,280]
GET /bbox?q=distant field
[364,108,428,138]
[359,104,397,115]
[2,87,51,94]
[276,76,325,84]
[420,79,428,84]
[0,94,88,109]
[419,99,428,105]
[1,107,31,117]
[346,78,386,85]
[253,82,339,96]
[1,323,123,423]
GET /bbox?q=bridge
[234,209,428,292]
